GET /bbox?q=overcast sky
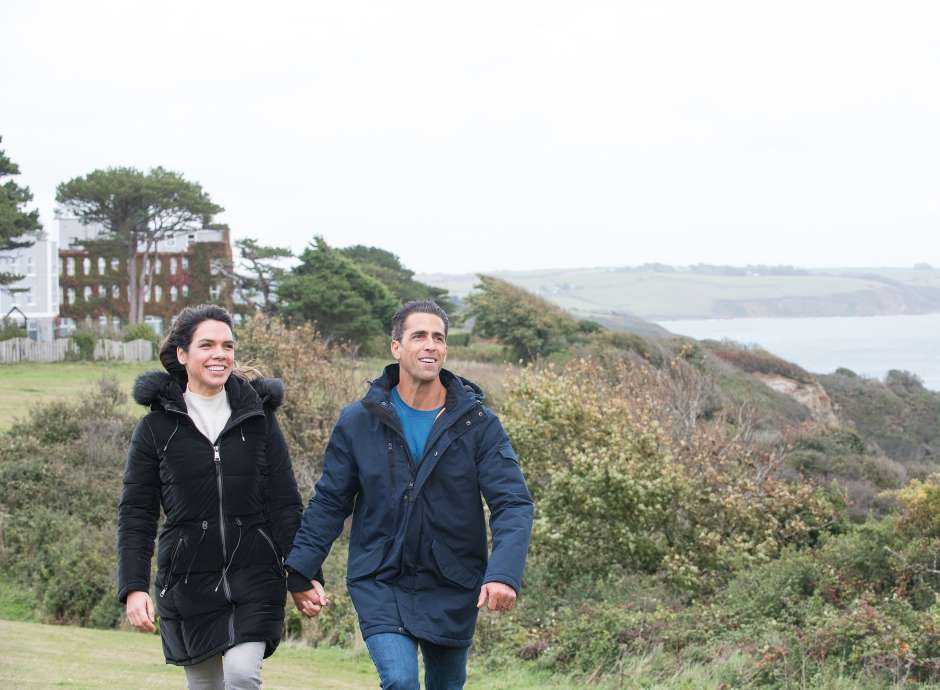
[2,1,938,273]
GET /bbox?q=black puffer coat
[117,371,304,666]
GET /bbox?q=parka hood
[132,370,284,412]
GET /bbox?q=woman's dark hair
[159,304,235,385]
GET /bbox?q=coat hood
[133,370,284,412]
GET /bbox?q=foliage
[500,359,844,593]
[277,237,399,353]
[235,314,360,492]
[56,166,222,324]
[338,244,456,314]
[0,318,27,341]
[466,276,581,362]
[69,330,97,361]
[819,368,940,466]
[703,339,816,384]
[120,323,160,349]
[232,237,293,312]
[0,136,43,286]
[0,379,135,626]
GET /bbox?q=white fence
[0,338,154,363]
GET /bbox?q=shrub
[70,330,96,361]
[121,322,160,348]
[235,314,359,492]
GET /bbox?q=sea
[658,313,940,391]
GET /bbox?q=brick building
[57,217,235,335]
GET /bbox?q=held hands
[126,591,156,633]
[291,580,329,618]
[476,582,517,612]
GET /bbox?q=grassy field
[0,619,607,690]
[419,267,940,321]
[0,361,155,431]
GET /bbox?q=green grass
[0,619,608,690]
[0,361,155,431]
[0,576,39,623]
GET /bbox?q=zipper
[257,527,285,575]
[213,444,232,601]
[159,535,184,598]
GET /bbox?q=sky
[2,0,939,274]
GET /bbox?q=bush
[0,319,26,341]
[121,322,160,348]
[235,314,359,492]
[69,331,96,361]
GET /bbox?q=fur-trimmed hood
[132,370,284,413]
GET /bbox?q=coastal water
[658,313,940,391]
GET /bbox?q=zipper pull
[159,585,168,598]
[213,445,220,464]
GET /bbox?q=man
[285,300,534,689]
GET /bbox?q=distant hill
[420,265,940,321]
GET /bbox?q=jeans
[184,641,265,690]
[365,632,470,690]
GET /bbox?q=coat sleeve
[117,418,162,603]
[262,409,304,562]
[477,413,534,593]
[284,408,360,590]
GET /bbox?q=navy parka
[286,364,534,647]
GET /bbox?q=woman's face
[177,319,235,396]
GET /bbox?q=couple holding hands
[117,301,534,690]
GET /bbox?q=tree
[56,167,222,324]
[338,245,456,313]
[0,137,43,286]
[465,275,580,362]
[230,238,293,312]
[277,237,398,350]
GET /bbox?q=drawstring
[162,420,180,457]
[240,425,245,442]
[214,518,243,592]
[183,521,209,585]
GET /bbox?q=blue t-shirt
[390,386,442,465]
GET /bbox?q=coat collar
[363,363,484,414]
[132,370,283,416]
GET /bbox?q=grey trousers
[184,641,265,690]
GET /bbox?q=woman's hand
[126,591,156,632]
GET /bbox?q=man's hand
[291,580,329,618]
[476,582,517,612]
[126,591,156,633]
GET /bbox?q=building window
[60,257,65,275]
[155,258,162,275]
[111,257,120,272]
[112,316,121,330]
[83,286,92,301]
[26,256,34,275]
[170,285,178,302]
[144,286,151,303]
[169,257,177,275]
[98,284,106,297]
[154,285,163,302]
[98,257,106,275]
[26,289,34,305]
[82,257,91,275]
[209,283,221,301]
[67,288,76,304]
[181,257,190,271]
[112,285,120,299]
[181,284,190,298]
[166,235,176,248]
[59,286,64,304]
[98,315,108,328]
[66,257,75,276]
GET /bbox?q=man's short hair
[391,300,449,342]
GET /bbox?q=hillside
[420,264,940,321]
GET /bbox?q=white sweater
[184,387,232,443]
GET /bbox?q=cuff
[286,566,324,592]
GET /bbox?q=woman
[117,304,320,689]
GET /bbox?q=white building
[0,236,59,341]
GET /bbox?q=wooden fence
[0,338,154,363]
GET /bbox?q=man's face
[391,312,447,385]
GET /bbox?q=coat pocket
[257,527,285,576]
[431,539,481,590]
